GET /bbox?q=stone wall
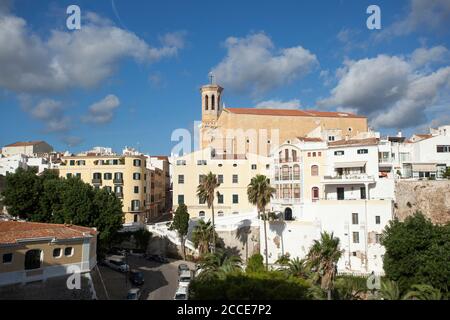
[216,226,260,262]
[394,180,450,224]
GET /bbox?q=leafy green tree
[197,172,220,253]
[381,212,450,293]
[132,229,152,251]
[2,167,42,219]
[2,169,124,254]
[192,219,215,255]
[169,204,190,259]
[246,253,265,273]
[247,174,275,270]
[189,270,311,300]
[403,284,443,300]
[443,167,450,179]
[306,231,343,300]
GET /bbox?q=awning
[412,163,437,172]
[334,161,366,169]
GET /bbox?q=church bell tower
[201,74,223,128]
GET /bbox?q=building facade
[58,154,149,223]
[171,148,270,219]
[0,221,97,287]
[2,141,53,157]
[199,83,369,157]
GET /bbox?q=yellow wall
[0,240,85,273]
[58,155,148,223]
[172,149,270,218]
[201,110,368,156]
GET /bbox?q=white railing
[146,223,198,254]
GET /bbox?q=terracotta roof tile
[0,221,97,244]
[225,108,365,118]
[328,137,379,147]
[297,137,324,142]
[4,141,45,147]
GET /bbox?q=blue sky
[0,0,449,155]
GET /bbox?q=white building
[0,154,28,176]
[379,125,450,179]
[265,135,394,275]
[1,141,53,157]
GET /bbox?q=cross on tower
[208,72,215,84]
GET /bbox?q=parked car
[104,255,129,273]
[129,270,145,286]
[146,254,169,263]
[174,285,188,300]
[126,288,141,300]
[178,263,190,275]
[179,270,192,287]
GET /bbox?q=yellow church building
[199,83,368,156]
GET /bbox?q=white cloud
[318,50,450,129]
[21,98,71,133]
[61,136,84,147]
[255,99,301,109]
[83,94,120,124]
[0,11,185,93]
[410,46,449,68]
[376,0,450,40]
[210,33,318,97]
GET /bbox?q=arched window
[199,211,205,218]
[312,187,319,201]
[205,95,209,110]
[211,95,215,110]
[292,150,297,162]
[282,165,290,180]
[311,165,319,176]
[25,249,42,270]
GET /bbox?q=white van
[178,270,192,287]
[174,286,188,300]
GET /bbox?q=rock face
[394,180,450,224]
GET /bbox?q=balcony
[321,174,375,185]
[128,206,142,212]
[275,157,300,164]
[274,174,301,182]
[273,198,301,205]
[113,178,124,185]
[115,192,123,199]
[92,178,102,185]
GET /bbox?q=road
[94,255,195,300]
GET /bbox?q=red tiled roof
[153,156,169,160]
[225,108,365,118]
[297,137,323,142]
[0,221,97,244]
[328,137,379,147]
[4,141,45,147]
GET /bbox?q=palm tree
[197,172,220,253]
[286,257,310,279]
[198,249,242,279]
[403,284,442,300]
[247,174,276,270]
[192,219,214,256]
[379,279,401,300]
[306,231,343,300]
